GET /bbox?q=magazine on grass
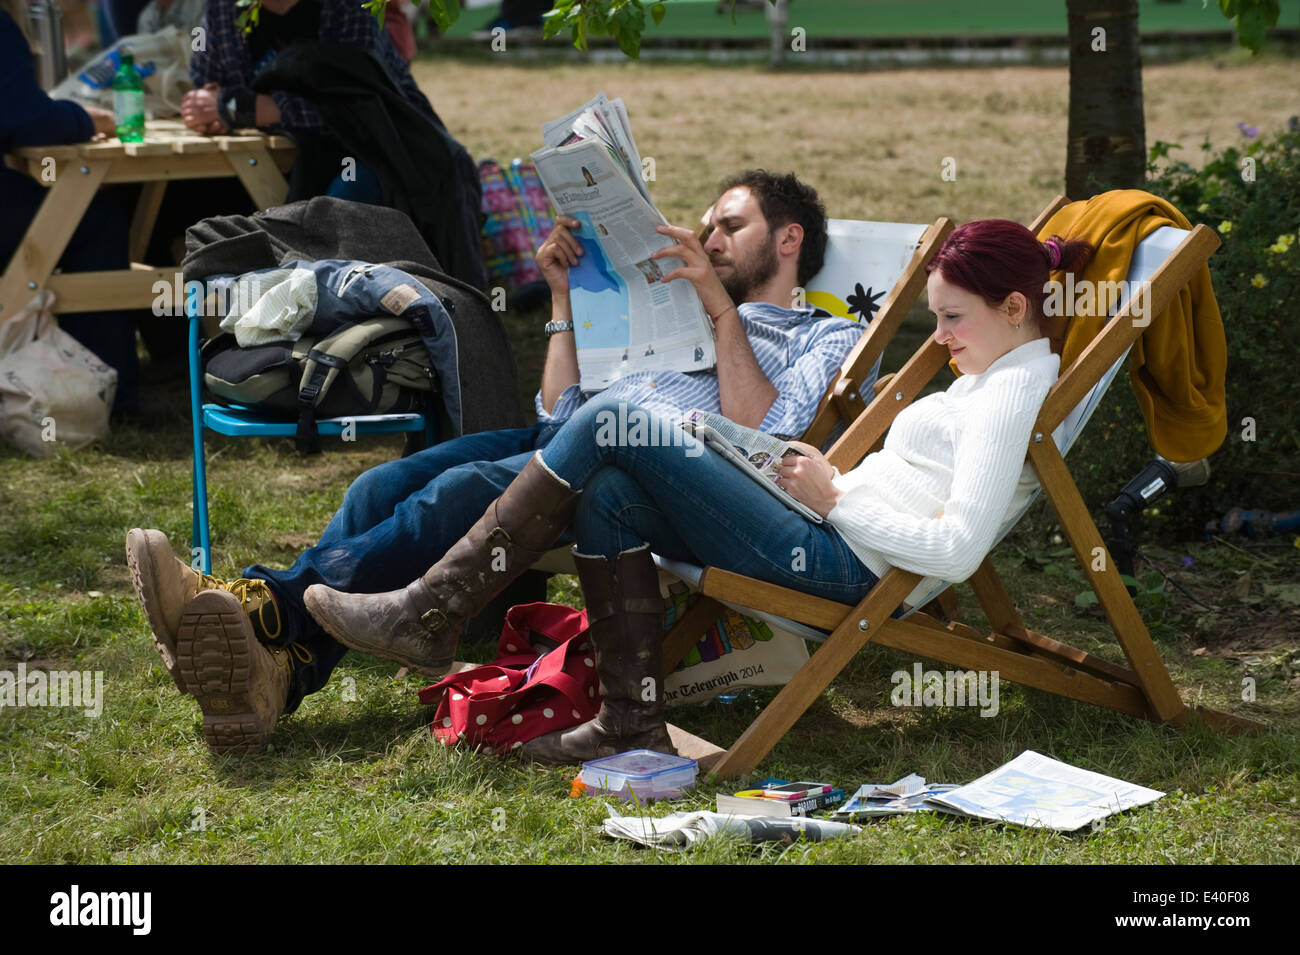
[531,93,715,393]
[678,410,824,525]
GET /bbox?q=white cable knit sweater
[827,338,1060,601]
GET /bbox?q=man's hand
[651,223,734,320]
[776,441,843,518]
[181,83,229,135]
[83,105,117,139]
[651,222,776,427]
[536,215,584,298]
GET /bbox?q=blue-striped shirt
[536,302,865,439]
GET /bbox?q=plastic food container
[580,750,698,800]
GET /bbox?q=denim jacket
[209,259,465,435]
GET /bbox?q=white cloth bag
[51,26,194,119]
[0,292,117,457]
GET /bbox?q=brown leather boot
[176,589,292,755]
[127,529,285,690]
[303,454,579,674]
[126,528,216,691]
[522,545,675,765]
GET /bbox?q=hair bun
[1043,238,1063,270]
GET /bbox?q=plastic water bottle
[113,50,145,143]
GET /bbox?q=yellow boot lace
[223,577,283,641]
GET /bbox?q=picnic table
[0,120,295,324]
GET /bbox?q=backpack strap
[294,317,423,454]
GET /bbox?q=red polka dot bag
[418,602,600,754]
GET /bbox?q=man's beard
[715,232,779,304]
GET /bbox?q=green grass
[4,49,1298,865]
[446,0,1300,40]
[2,307,1296,863]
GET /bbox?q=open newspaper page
[927,750,1165,830]
[531,138,715,392]
[678,410,824,524]
[541,92,650,203]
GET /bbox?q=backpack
[478,158,555,296]
[202,316,438,453]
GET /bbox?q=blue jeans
[540,396,879,605]
[244,421,562,709]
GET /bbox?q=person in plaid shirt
[183,0,436,134]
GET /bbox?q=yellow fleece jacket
[1039,189,1228,462]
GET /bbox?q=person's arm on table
[1,14,112,145]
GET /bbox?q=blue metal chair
[187,294,435,573]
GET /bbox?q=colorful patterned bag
[419,602,599,754]
[478,158,556,294]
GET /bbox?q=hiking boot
[522,545,674,765]
[126,528,219,691]
[304,454,578,675]
[126,529,284,687]
[176,589,291,755]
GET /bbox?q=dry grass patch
[414,57,1299,224]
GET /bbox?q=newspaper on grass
[927,750,1165,831]
[602,805,860,851]
[678,410,825,524]
[833,774,962,820]
[532,93,715,393]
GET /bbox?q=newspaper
[927,751,1165,831]
[532,94,715,392]
[602,806,860,851]
[540,92,650,204]
[833,776,962,820]
[678,410,824,524]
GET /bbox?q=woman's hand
[181,83,228,135]
[536,215,584,297]
[83,106,117,139]
[651,223,735,320]
[775,440,844,518]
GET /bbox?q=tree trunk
[767,0,788,68]
[1065,0,1147,200]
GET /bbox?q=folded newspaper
[532,93,715,392]
[602,806,861,851]
[678,409,825,524]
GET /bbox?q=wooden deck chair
[531,214,952,579]
[659,198,1264,778]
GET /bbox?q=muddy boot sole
[177,591,280,755]
[125,528,187,692]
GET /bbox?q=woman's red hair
[926,219,1093,349]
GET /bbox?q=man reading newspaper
[126,169,866,754]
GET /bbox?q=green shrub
[1068,121,1300,537]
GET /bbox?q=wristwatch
[544,320,575,337]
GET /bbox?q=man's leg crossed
[245,444,573,703]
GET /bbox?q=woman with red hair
[305,219,1095,762]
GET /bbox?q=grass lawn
[1,55,1297,864]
